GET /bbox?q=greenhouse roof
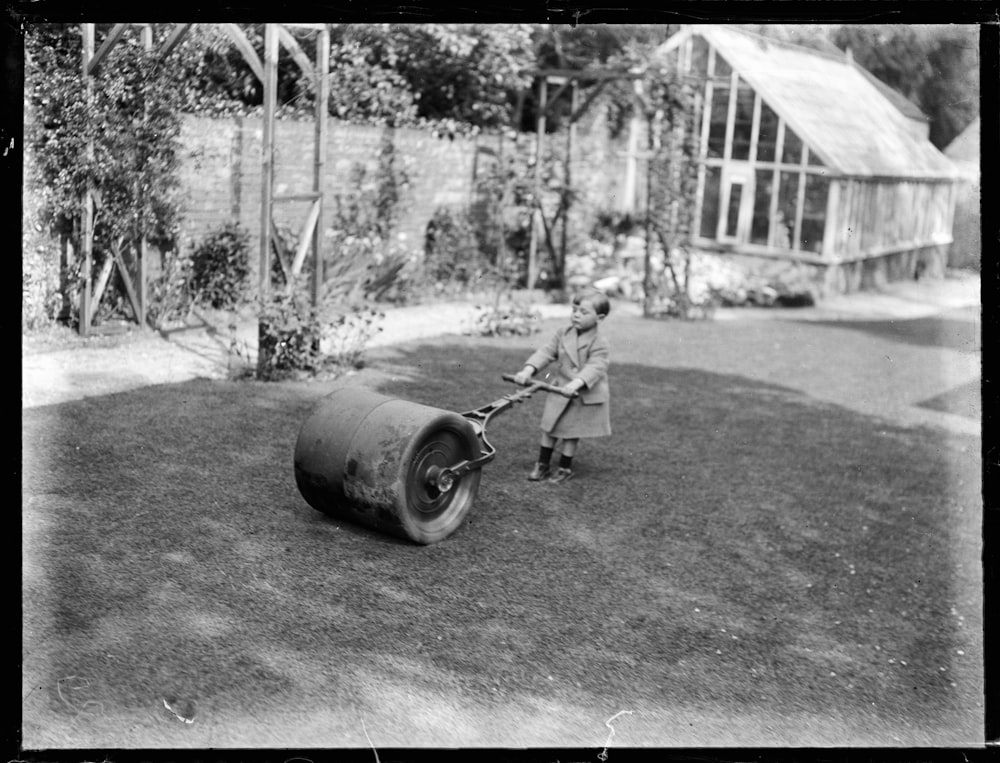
[659,26,960,180]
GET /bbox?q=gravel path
[22,272,979,410]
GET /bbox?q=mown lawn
[21,311,983,749]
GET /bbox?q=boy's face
[571,299,603,332]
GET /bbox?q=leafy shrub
[590,210,643,244]
[420,205,525,300]
[322,307,386,370]
[22,252,62,331]
[190,222,251,309]
[466,292,541,337]
[646,288,720,321]
[22,213,63,331]
[271,220,416,306]
[328,233,415,304]
[250,276,385,381]
[147,249,196,329]
[256,288,323,378]
[772,268,818,307]
[424,206,481,284]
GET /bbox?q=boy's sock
[538,446,554,465]
[559,454,573,470]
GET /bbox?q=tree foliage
[383,24,534,130]
[832,24,979,148]
[155,23,536,132]
[169,25,269,116]
[325,29,419,125]
[917,28,980,149]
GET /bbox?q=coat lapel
[561,328,580,368]
[576,329,596,362]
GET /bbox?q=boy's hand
[513,369,533,386]
[561,379,585,397]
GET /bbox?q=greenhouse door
[719,166,753,243]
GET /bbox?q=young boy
[513,289,612,484]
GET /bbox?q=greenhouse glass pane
[751,169,773,245]
[700,167,722,238]
[756,101,778,163]
[799,174,829,253]
[691,36,709,77]
[714,53,731,79]
[725,183,743,237]
[775,171,799,249]
[731,80,754,161]
[707,85,730,158]
[782,127,803,165]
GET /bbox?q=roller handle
[502,373,579,398]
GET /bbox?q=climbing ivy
[643,64,704,318]
[25,23,186,324]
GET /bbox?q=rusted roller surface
[294,387,482,544]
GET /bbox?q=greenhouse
[657,25,962,293]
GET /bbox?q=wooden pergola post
[138,24,153,328]
[559,81,577,282]
[528,76,547,290]
[259,23,278,301]
[313,26,330,308]
[80,25,95,337]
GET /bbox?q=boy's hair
[573,288,611,317]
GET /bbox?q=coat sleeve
[525,330,562,373]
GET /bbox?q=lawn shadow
[22,340,982,746]
[916,378,982,419]
[810,309,980,352]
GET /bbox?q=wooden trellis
[521,67,644,290]
[77,22,330,336]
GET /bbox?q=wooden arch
[77,22,330,336]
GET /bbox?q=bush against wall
[423,207,487,289]
[22,213,63,330]
[190,222,251,309]
[22,121,64,329]
[251,276,385,381]
[642,63,705,318]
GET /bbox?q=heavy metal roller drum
[294,375,575,544]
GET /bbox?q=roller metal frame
[424,374,577,495]
[77,22,330,336]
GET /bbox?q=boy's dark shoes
[548,467,573,484]
[527,462,551,481]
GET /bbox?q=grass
[21,311,983,748]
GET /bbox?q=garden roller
[293,375,576,544]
